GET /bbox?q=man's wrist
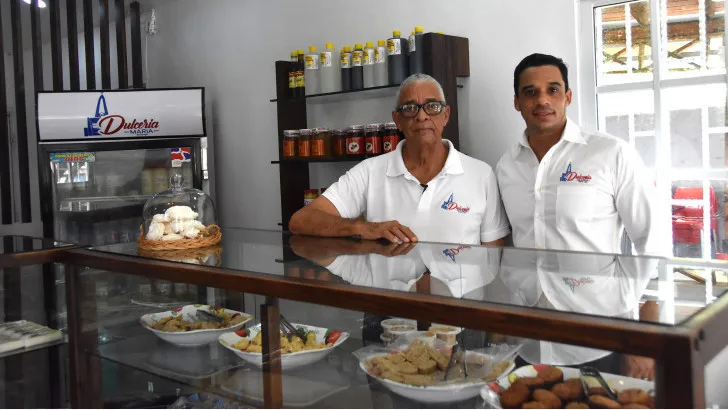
[350,218,368,236]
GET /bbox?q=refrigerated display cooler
[36,88,209,246]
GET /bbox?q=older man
[290,73,510,245]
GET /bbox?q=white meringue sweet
[165,206,199,221]
[161,233,184,241]
[163,222,173,235]
[145,222,165,241]
[152,213,168,223]
[182,227,200,239]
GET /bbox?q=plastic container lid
[365,41,374,48]
[354,43,362,50]
[283,130,300,137]
[309,45,317,52]
[393,30,401,37]
[378,40,386,46]
[365,124,380,131]
[415,26,424,33]
[299,128,315,136]
[347,124,364,131]
[384,122,397,129]
[325,42,334,49]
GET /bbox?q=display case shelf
[271,155,366,164]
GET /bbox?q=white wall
[144,0,581,230]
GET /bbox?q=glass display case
[55,229,728,409]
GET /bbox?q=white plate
[482,364,655,408]
[140,304,253,347]
[498,364,654,391]
[360,352,516,404]
[219,323,349,370]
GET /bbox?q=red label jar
[283,130,299,158]
[383,122,400,153]
[299,129,313,157]
[332,128,346,157]
[346,125,364,155]
[365,123,382,156]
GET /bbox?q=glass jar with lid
[383,122,400,153]
[346,125,365,155]
[139,174,220,250]
[283,130,299,158]
[311,127,330,157]
[299,129,313,157]
[365,123,382,156]
[332,128,347,157]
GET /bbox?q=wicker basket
[137,224,222,251]
[137,244,222,266]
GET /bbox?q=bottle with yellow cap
[319,43,340,93]
[296,49,305,98]
[363,41,376,88]
[340,46,352,92]
[409,26,425,75]
[351,43,364,90]
[288,51,298,98]
[387,30,409,85]
[304,45,320,95]
[374,40,388,87]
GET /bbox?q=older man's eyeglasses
[395,101,447,118]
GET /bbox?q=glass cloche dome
[139,173,220,250]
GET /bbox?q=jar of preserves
[383,122,400,153]
[312,127,330,157]
[303,189,319,206]
[346,125,365,155]
[299,129,313,157]
[283,130,299,158]
[332,128,347,157]
[365,123,382,156]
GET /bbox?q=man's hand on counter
[357,220,418,243]
[621,354,655,381]
[289,234,417,265]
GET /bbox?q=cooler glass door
[46,143,201,245]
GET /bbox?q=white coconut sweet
[161,233,184,241]
[145,222,165,241]
[165,206,198,221]
[152,213,168,223]
[182,227,200,239]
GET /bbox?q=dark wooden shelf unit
[273,33,470,231]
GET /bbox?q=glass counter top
[87,228,728,328]
[0,235,72,255]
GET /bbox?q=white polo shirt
[323,140,510,245]
[495,118,665,255]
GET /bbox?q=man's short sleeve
[481,167,511,243]
[321,162,369,219]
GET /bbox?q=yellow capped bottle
[304,46,320,95]
[374,40,388,87]
[409,26,424,75]
[351,43,364,90]
[340,46,352,92]
[387,30,409,85]
[363,41,376,88]
[319,43,340,93]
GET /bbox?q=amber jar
[383,122,400,153]
[365,123,382,156]
[303,188,319,206]
[283,130,299,158]
[332,129,346,157]
[299,129,313,157]
[346,125,365,155]
[312,127,330,157]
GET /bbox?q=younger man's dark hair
[513,53,569,96]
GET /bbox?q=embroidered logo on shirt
[442,245,471,262]
[563,277,595,292]
[441,194,470,214]
[559,162,592,183]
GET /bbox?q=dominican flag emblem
[171,147,192,162]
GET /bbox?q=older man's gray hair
[394,74,446,108]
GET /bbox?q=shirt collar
[386,139,464,177]
[519,117,585,149]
